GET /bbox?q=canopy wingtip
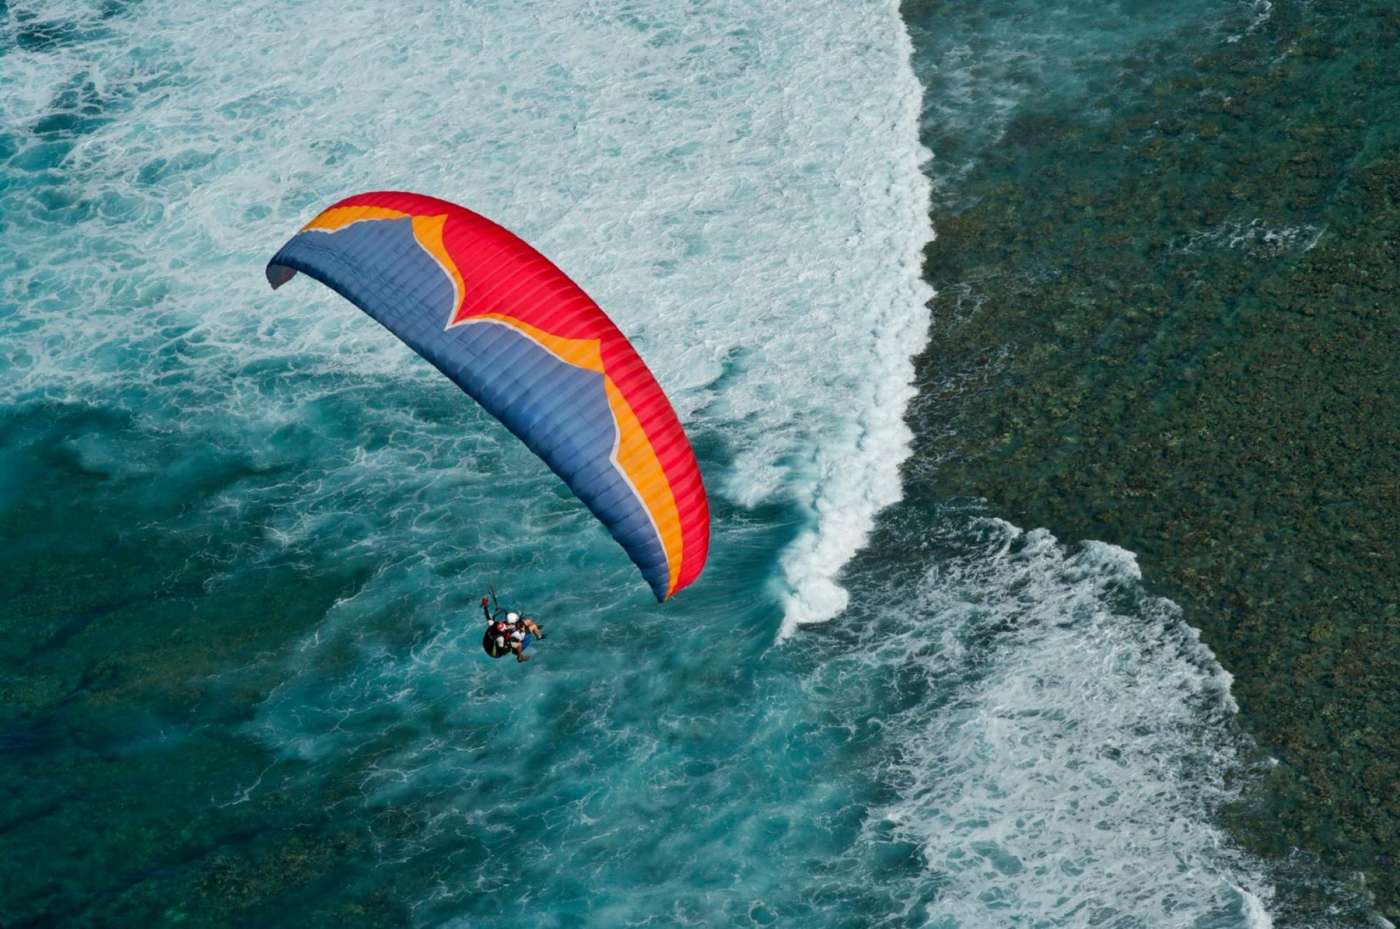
[266,262,297,290]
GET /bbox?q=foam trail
[838,517,1279,927]
[775,6,935,637]
[1239,885,1275,929]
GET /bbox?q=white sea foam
[1180,218,1326,257]
[3,0,933,634]
[772,11,934,636]
[1228,0,1275,42]
[1240,885,1276,929]
[846,518,1278,927]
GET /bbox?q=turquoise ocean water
[0,1,1360,926]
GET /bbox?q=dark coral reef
[902,0,1399,921]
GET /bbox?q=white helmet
[507,612,519,623]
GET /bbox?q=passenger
[479,595,544,663]
[507,610,545,641]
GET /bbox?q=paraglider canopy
[267,191,709,601]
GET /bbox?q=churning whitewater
[1,0,931,630]
[1,0,1282,926]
